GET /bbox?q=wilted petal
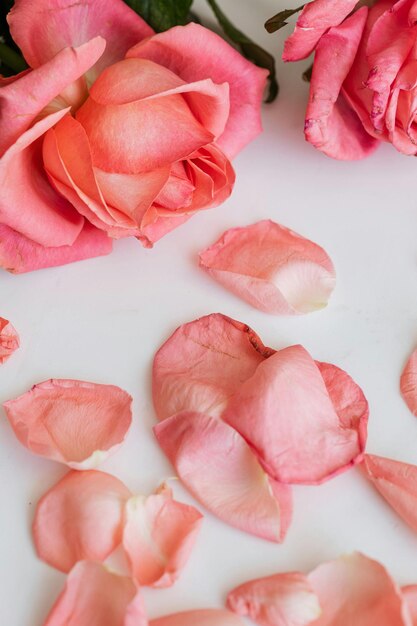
[3,379,132,468]
[361,454,417,533]
[150,610,244,626]
[33,470,131,572]
[43,561,147,626]
[0,221,112,274]
[123,483,203,588]
[199,220,336,315]
[154,412,292,542]
[403,586,417,625]
[152,313,273,421]
[227,572,321,626]
[400,348,417,416]
[223,345,367,485]
[0,317,20,363]
[308,552,411,626]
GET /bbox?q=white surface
[2,1,417,623]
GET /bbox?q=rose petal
[126,23,267,159]
[152,313,273,421]
[223,345,367,485]
[0,221,112,274]
[403,586,417,625]
[283,0,359,61]
[154,411,292,542]
[0,37,106,155]
[226,572,322,626]
[33,470,131,572]
[305,9,378,160]
[199,220,336,315]
[0,317,20,364]
[150,610,244,626]
[361,454,417,533]
[8,0,152,79]
[43,561,147,626]
[308,552,411,625]
[123,483,203,588]
[400,348,417,416]
[3,379,132,468]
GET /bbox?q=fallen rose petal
[43,561,147,626]
[400,349,417,416]
[0,317,20,363]
[403,586,417,625]
[361,454,417,534]
[150,609,245,626]
[123,483,203,588]
[199,220,336,314]
[0,221,112,274]
[152,313,273,421]
[154,412,292,542]
[308,552,411,625]
[33,470,131,572]
[227,572,321,626]
[223,345,367,484]
[3,379,132,468]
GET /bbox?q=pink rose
[283,0,417,159]
[0,0,267,273]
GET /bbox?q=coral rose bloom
[284,0,417,159]
[0,0,266,273]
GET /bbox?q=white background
[2,0,417,623]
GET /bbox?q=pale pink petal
[0,317,20,364]
[3,379,132,468]
[34,470,131,572]
[0,37,106,155]
[226,572,321,626]
[138,213,191,248]
[8,0,152,79]
[123,483,203,588]
[283,0,359,61]
[0,109,85,248]
[152,313,273,421]
[43,561,147,626]
[308,552,411,625]
[400,348,417,416]
[199,220,336,315]
[305,9,379,160]
[154,412,292,542]
[126,23,267,159]
[361,454,417,533]
[0,221,112,274]
[223,345,367,485]
[150,610,244,626]
[403,586,417,625]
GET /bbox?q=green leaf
[0,0,27,76]
[124,0,193,32]
[205,0,278,103]
[264,5,305,34]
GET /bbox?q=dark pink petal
[123,483,203,588]
[43,561,147,626]
[8,0,153,78]
[305,8,379,160]
[227,572,321,626]
[361,454,417,533]
[3,379,132,468]
[223,345,367,485]
[0,317,20,363]
[308,552,411,625]
[126,23,267,159]
[400,348,417,416]
[0,221,112,274]
[154,411,292,542]
[152,313,273,421]
[150,610,244,626]
[283,0,359,61]
[199,220,336,314]
[33,470,131,572]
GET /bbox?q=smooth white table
[2,1,417,623]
